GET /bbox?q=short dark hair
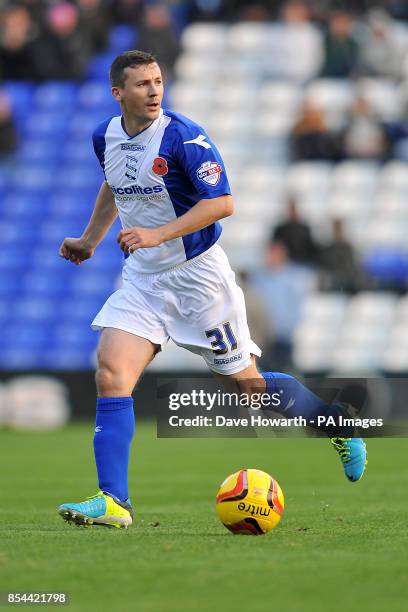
[109,50,158,87]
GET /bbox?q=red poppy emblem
[152,157,168,176]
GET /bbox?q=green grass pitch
[1,422,407,612]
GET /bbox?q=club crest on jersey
[152,157,168,176]
[197,161,222,186]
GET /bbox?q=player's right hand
[59,237,95,265]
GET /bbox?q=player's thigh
[167,247,261,374]
[96,327,159,394]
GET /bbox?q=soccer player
[58,51,366,528]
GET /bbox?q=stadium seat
[24,111,72,137]
[174,53,221,84]
[358,78,402,121]
[286,162,333,199]
[0,348,46,369]
[54,165,101,191]
[259,81,302,113]
[332,161,379,196]
[9,165,56,192]
[305,79,353,129]
[33,82,79,110]
[1,193,46,219]
[0,221,39,245]
[53,323,98,348]
[181,23,226,53]
[301,293,347,324]
[254,110,297,137]
[379,161,408,193]
[70,272,115,295]
[22,272,69,296]
[3,321,51,348]
[331,344,385,372]
[227,22,270,54]
[293,320,338,372]
[345,292,397,324]
[363,248,408,287]
[77,80,117,114]
[268,23,323,81]
[327,193,373,223]
[3,81,34,118]
[14,297,58,321]
[69,111,109,140]
[60,140,96,163]
[86,52,114,80]
[17,139,62,164]
[382,344,408,372]
[0,249,27,273]
[108,25,136,53]
[41,348,94,369]
[364,218,407,248]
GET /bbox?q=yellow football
[216,468,284,535]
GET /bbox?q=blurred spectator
[137,3,180,80]
[290,100,341,161]
[281,0,311,24]
[384,0,408,21]
[357,8,407,79]
[34,2,91,80]
[187,0,241,22]
[342,95,389,160]
[112,0,143,25]
[0,92,17,156]
[272,199,318,265]
[318,218,367,293]
[320,10,360,78]
[249,241,317,369]
[0,5,38,80]
[78,0,111,53]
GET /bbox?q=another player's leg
[216,361,367,483]
[58,329,159,528]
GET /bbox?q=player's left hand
[117,226,164,253]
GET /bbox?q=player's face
[112,63,164,123]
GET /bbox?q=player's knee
[95,364,130,396]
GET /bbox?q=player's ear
[112,87,121,102]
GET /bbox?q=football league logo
[152,157,168,176]
[197,161,223,186]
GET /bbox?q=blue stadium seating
[33,81,79,110]
[364,249,408,288]
[108,25,137,54]
[17,139,62,164]
[3,81,34,119]
[86,53,114,81]
[15,297,59,321]
[24,111,73,137]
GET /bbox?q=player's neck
[121,113,154,138]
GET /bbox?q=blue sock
[94,396,135,502]
[261,372,353,436]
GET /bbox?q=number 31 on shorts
[205,322,237,355]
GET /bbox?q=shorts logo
[214,353,242,365]
[197,161,223,186]
[152,157,168,176]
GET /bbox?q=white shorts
[91,244,261,374]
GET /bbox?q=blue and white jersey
[92,109,231,274]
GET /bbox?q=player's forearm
[81,182,118,248]
[159,195,234,243]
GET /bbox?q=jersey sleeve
[92,117,112,179]
[174,125,231,199]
